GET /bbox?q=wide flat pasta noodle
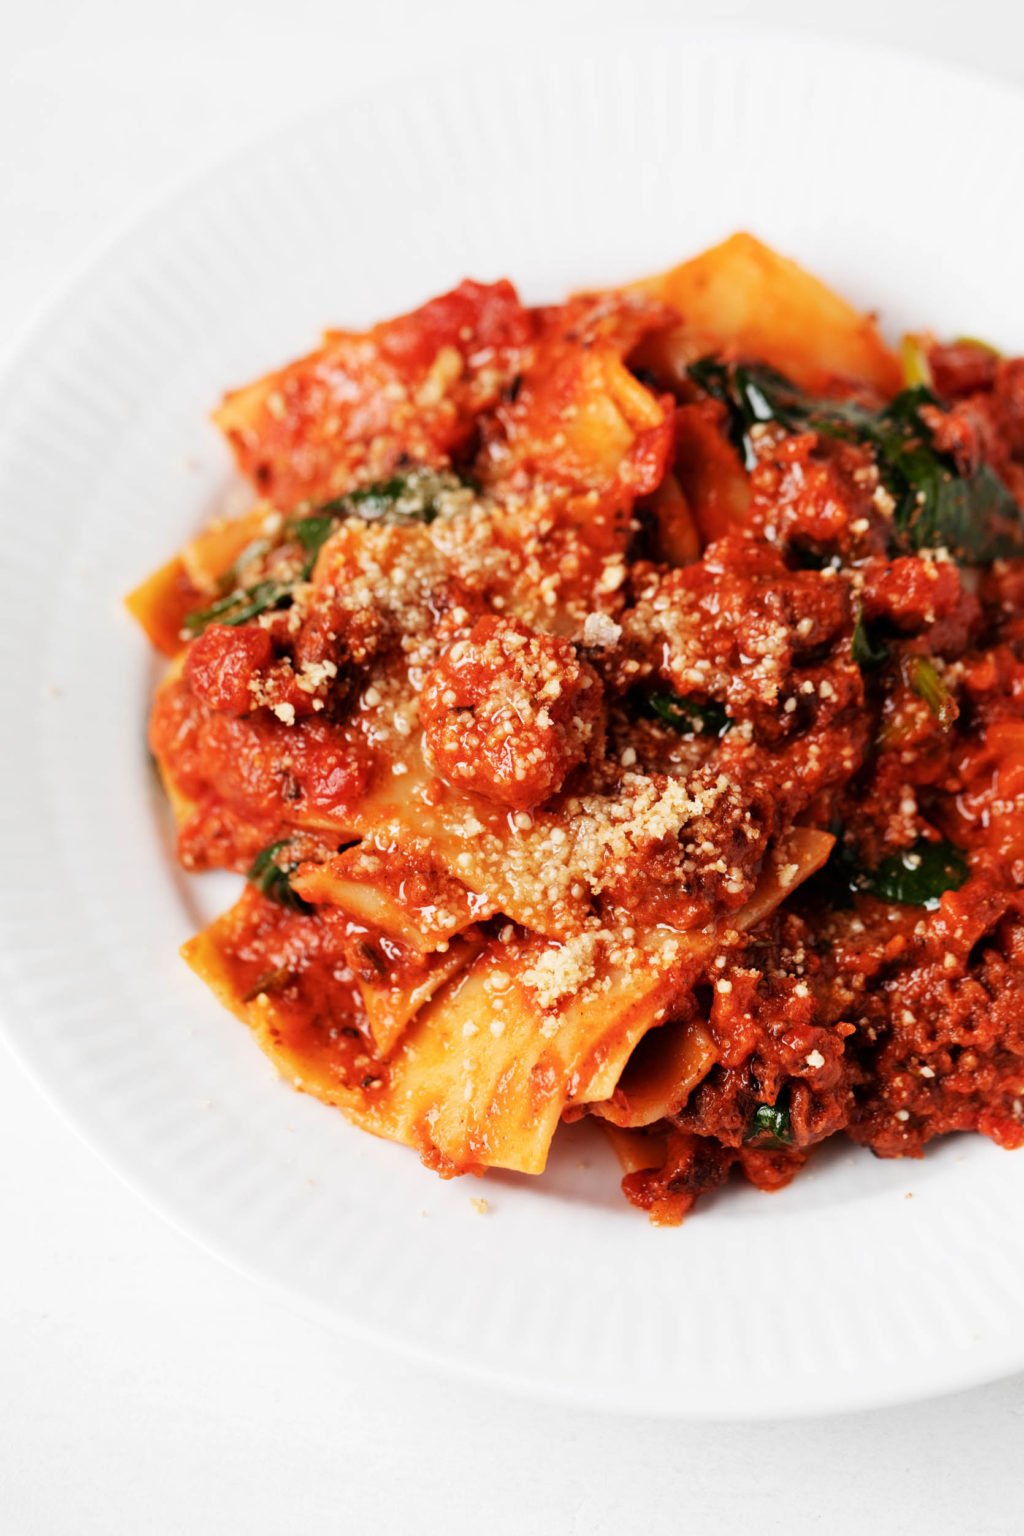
[183,828,833,1177]
[213,280,535,511]
[630,231,901,395]
[575,827,834,1125]
[347,937,483,1059]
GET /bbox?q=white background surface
[3,2,1024,1531]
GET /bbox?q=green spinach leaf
[644,691,731,737]
[811,830,968,911]
[686,360,1024,564]
[853,838,968,909]
[314,468,473,527]
[184,469,475,636]
[904,656,957,730]
[247,839,313,914]
[851,611,889,668]
[183,578,294,634]
[746,1104,793,1147]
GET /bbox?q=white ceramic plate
[2,33,1024,1420]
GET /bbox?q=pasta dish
[129,235,1024,1222]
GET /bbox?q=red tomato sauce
[137,272,1024,1219]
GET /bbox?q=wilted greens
[247,839,313,913]
[184,469,474,635]
[643,691,731,738]
[687,359,1024,565]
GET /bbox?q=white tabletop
[4,4,1024,1532]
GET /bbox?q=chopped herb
[686,359,1024,564]
[746,1104,792,1147]
[851,611,889,668]
[904,655,957,730]
[644,691,731,737]
[247,839,313,913]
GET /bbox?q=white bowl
[2,31,1023,1418]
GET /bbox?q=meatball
[420,616,603,809]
